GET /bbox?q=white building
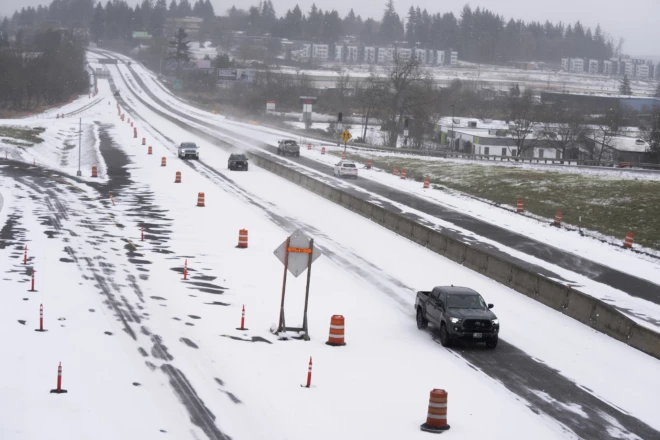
[397,47,412,61]
[436,50,445,66]
[635,64,649,78]
[312,44,328,60]
[450,51,458,65]
[347,45,359,62]
[378,47,394,64]
[624,62,634,77]
[301,44,311,59]
[561,58,569,71]
[569,58,584,72]
[603,60,612,75]
[364,46,376,63]
[333,45,343,62]
[588,59,599,75]
[414,48,427,64]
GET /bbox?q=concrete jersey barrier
[245,152,660,361]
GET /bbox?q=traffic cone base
[420,423,450,433]
[50,389,68,394]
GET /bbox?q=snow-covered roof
[589,135,650,152]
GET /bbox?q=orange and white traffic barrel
[623,232,634,248]
[552,211,563,227]
[516,199,524,213]
[420,389,450,433]
[237,229,248,249]
[326,315,346,346]
[196,192,205,207]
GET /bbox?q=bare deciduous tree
[507,89,539,156]
[371,54,424,147]
[540,109,588,163]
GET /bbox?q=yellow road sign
[340,129,352,143]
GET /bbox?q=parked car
[228,153,248,171]
[178,142,199,160]
[333,160,358,179]
[415,286,499,348]
[277,140,300,157]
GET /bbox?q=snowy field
[1,51,659,439]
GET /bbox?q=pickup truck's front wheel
[439,323,452,347]
[416,308,428,330]
[486,336,498,349]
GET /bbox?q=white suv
[333,160,358,179]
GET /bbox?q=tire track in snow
[100,50,660,440]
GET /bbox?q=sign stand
[273,230,321,341]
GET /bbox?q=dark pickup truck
[415,286,499,348]
[228,153,248,171]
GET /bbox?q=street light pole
[76,118,82,177]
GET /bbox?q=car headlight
[450,317,461,324]
[492,319,499,325]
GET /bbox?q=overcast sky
[1,0,658,58]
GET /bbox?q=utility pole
[76,118,82,177]
[450,104,455,151]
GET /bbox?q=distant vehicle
[333,160,358,179]
[228,153,248,171]
[415,286,499,348]
[277,140,300,157]
[178,142,199,160]
[113,91,120,97]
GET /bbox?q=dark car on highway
[228,153,248,171]
[415,286,499,348]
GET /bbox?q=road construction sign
[340,129,352,143]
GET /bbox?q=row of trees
[2,0,617,63]
[233,1,614,62]
[0,29,89,111]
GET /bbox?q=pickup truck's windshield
[447,294,486,309]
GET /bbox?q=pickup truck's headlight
[492,319,499,325]
[450,317,461,324]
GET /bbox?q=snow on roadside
[104,62,660,435]
[107,57,660,331]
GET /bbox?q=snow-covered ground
[2,50,657,439]
[271,63,658,96]
[101,53,660,335]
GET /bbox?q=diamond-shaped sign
[273,229,322,277]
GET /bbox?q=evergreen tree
[169,27,191,74]
[405,6,415,42]
[178,0,192,17]
[168,0,178,17]
[619,74,632,95]
[204,0,214,16]
[90,3,105,42]
[380,0,403,44]
[150,0,168,37]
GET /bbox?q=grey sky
[1,0,658,58]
